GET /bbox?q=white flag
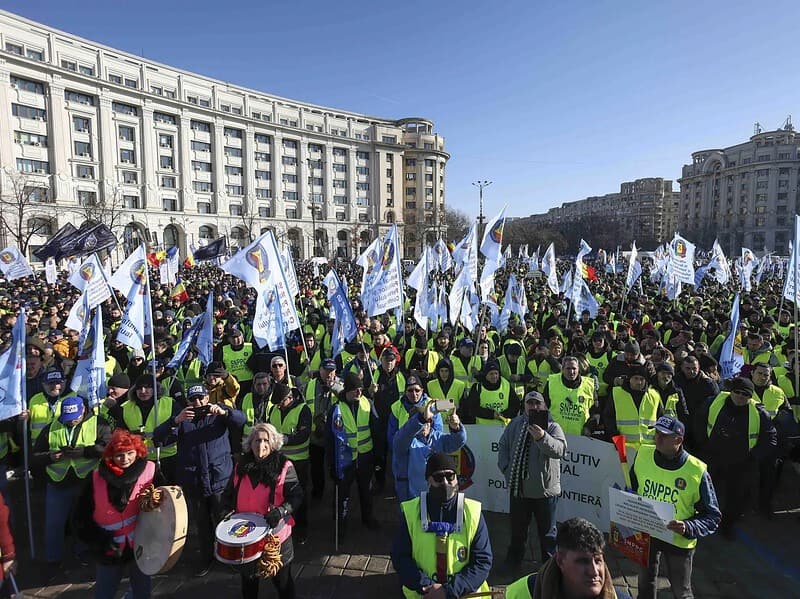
[109,246,148,297]
[68,254,111,309]
[0,246,34,281]
[666,233,696,286]
[625,242,641,294]
[782,216,800,303]
[45,257,58,285]
[479,206,507,264]
[542,243,558,294]
[280,246,300,298]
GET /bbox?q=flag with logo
[280,246,300,298]
[783,216,800,303]
[755,253,771,285]
[192,237,227,261]
[666,233,696,286]
[45,256,58,285]
[740,248,756,292]
[480,207,507,264]
[0,309,26,420]
[116,273,151,351]
[70,306,106,408]
[65,290,90,333]
[109,246,148,297]
[33,222,78,262]
[361,224,403,317]
[253,287,286,351]
[432,238,453,272]
[708,239,731,284]
[452,224,479,285]
[573,276,600,318]
[720,293,745,379]
[323,269,358,357]
[0,246,33,281]
[69,254,112,309]
[542,243,558,294]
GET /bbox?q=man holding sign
[630,416,720,599]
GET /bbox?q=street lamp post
[307,157,324,257]
[472,180,492,239]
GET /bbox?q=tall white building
[0,10,448,263]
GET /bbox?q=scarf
[237,451,287,490]
[532,557,617,599]
[98,458,148,511]
[508,419,531,498]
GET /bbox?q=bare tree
[0,170,54,255]
[444,206,471,242]
[73,183,127,237]
[239,207,259,243]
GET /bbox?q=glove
[265,506,284,528]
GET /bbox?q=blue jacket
[387,394,443,452]
[154,406,245,497]
[392,413,467,501]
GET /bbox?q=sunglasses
[271,364,286,369]
[431,471,457,484]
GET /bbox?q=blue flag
[0,308,26,420]
[331,402,353,479]
[253,288,286,351]
[720,293,745,380]
[70,306,107,408]
[323,269,358,357]
[167,313,205,370]
[196,293,215,366]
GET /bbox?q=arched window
[164,224,179,248]
[199,225,214,240]
[386,210,395,223]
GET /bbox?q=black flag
[55,223,118,261]
[33,223,78,262]
[192,237,227,261]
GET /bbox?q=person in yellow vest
[297,330,324,387]
[426,358,466,407]
[218,327,254,395]
[404,333,440,385]
[698,377,777,537]
[304,360,343,499]
[72,429,157,599]
[32,395,111,564]
[327,372,382,541]
[526,343,561,394]
[266,382,312,545]
[463,360,520,425]
[238,372,273,441]
[391,452,492,599]
[604,365,663,452]
[543,356,596,436]
[25,368,77,444]
[109,375,180,483]
[451,339,482,388]
[369,347,406,494]
[629,416,721,599]
[749,363,790,518]
[499,343,533,401]
[100,373,131,420]
[505,517,633,599]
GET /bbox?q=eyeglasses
[431,471,457,484]
[271,364,286,369]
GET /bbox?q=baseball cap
[59,396,85,423]
[42,369,66,384]
[651,415,685,436]
[187,384,208,399]
[321,358,337,371]
[524,391,546,404]
[458,338,475,348]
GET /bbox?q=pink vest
[92,460,156,550]
[234,460,294,543]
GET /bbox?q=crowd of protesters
[0,250,797,599]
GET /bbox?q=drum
[214,512,269,565]
[134,486,188,576]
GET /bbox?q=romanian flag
[146,252,160,268]
[581,263,598,282]
[170,279,189,304]
[183,245,197,269]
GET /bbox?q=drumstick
[459,591,505,598]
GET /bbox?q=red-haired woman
[73,429,157,599]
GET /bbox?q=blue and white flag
[196,293,214,366]
[109,246,148,297]
[407,246,429,292]
[0,309,26,420]
[65,290,91,334]
[783,218,800,303]
[361,224,403,317]
[331,402,353,479]
[740,248,756,292]
[323,269,358,356]
[69,253,111,308]
[280,246,300,298]
[720,293,745,380]
[708,240,731,285]
[167,313,205,370]
[356,237,382,296]
[432,238,453,272]
[116,275,151,350]
[755,253,771,285]
[573,277,600,318]
[159,246,180,285]
[560,269,573,296]
[0,246,33,281]
[253,288,286,351]
[70,306,106,408]
[480,206,507,264]
[503,274,527,321]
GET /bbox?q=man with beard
[266,382,312,544]
[391,452,491,599]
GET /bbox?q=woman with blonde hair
[222,423,303,599]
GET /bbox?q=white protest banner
[457,425,508,513]
[609,487,675,545]
[555,434,628,531]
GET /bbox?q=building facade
[677,124,799,254]
[0,10,448,263]
[527,177,679,249]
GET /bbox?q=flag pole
[143,245,161,470]
[793,216,799,411]
[20,309,35,559]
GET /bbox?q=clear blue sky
[6,0,800,219]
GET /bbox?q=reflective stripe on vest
[268,401,309,461]
[92,461,155,548]
[612,387,661,450]
[547,374,594,436]
[452,356,481,386]
[427,378,465,405]
[338,397,373,457]
[234,460,293,543]
[476,378,511,425]
[46,416,99,481]
[499,356,527,398]
[707,393,760,449]
[400,494,489,599]
[633,445,706,549]
[29,393,74,442]
[121,398,177,459]
[663,394,680,418]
